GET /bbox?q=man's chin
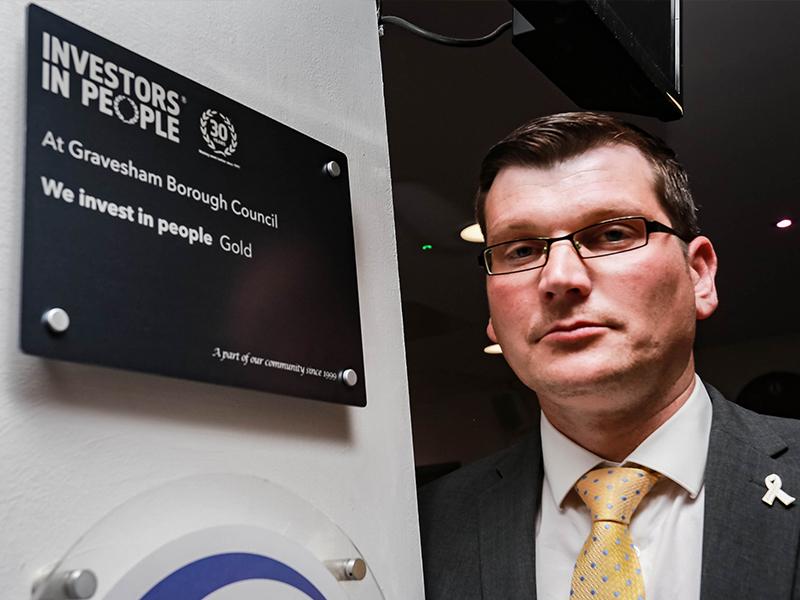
[516,359,634,399]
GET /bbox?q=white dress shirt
[535,374,712,600]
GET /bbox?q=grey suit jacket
[418,385,800,599]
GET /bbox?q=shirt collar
[540,374,712,507]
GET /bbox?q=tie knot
[574,466,660,524]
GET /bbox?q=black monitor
[510,0,682,121]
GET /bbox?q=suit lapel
[701,387,800,599]
[478,431,541,600]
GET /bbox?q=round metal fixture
[42,308,70,334]
[340,368,358,387]
[324,161,341,178]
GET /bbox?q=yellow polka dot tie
[569,467,660,600]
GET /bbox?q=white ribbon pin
[762,473,796,507]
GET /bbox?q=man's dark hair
[475,112,699,240]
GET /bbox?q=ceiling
[379,1,799,419]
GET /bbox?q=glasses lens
[574,218,647,257]
[487,239,549,274]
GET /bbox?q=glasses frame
[478,216,690,276]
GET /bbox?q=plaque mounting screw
[64,570,98,599]
[31,568,97,600]
[324,558,367,581]
[42,308,70,334]
[324,160,341,178]
[340,368,358,387]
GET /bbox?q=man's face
[484,144,717,409]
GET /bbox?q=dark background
[380,0,800,468]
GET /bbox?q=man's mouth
[538,321,609,343]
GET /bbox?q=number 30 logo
[200,109,238,157]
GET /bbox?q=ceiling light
[483,343,502,355]
[776,218,793,229]
[460,223,485,243]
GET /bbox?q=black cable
[379,14,512,48]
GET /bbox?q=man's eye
[503,242,544,261]
[601,227,631,242]
[583,224,639,247]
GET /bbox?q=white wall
[0,1,423,598]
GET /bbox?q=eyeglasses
[479,216,690,276]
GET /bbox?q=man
[418,112,800,600]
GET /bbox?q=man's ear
[487,317,498,343]
[687,236,719,320]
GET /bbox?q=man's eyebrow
[495,220,539,232]
[485,221,550,245]
[577,205,647,222]
[490,205,646,237]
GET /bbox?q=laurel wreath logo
[200,109,238,157]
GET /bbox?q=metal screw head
[340,368,358,387]
[344,558,367,580]
[63,569,97,599]
[323,558,367,581]
[324,160,341,178]
[42,308,70,334]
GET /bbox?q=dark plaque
[21,5,366,406]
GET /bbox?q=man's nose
[537,239,592,300]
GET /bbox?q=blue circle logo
[140,552,328,600]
